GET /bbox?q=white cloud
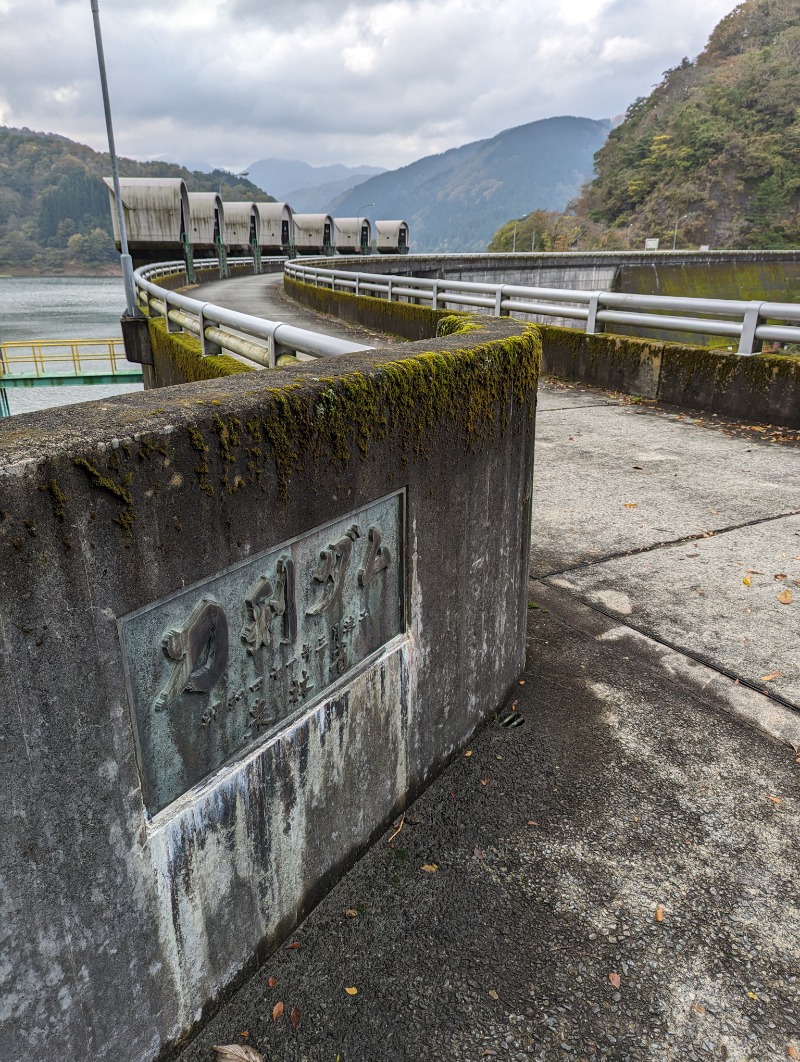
[599,36,659,63]
[0,0,740,169]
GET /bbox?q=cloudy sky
[0,0,738,172]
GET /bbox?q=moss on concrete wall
[284,275,452,340]
[147,317,256,387]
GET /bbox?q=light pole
[672,214,688,251]
[89,0,136,316]
[512,221,517,252]
[356,202,374,252]
[219,171,249,198]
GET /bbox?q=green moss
[148,317,256,383]
[436,314,480,337]
[43,478,67,519]
[73,456,135,536]
[284,275,452,341]
[242,329,541,502]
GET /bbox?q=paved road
[179,284,800,1062]
[194,272,398,351]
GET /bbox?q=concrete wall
[339,249,800,298]
[285,278,800,428]
[0,318,539,1061]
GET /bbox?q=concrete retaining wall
[285,279,800,428]
[0,319,539,1061]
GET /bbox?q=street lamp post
[672,214,688,251]
[355,202,374,253]
[219,171,249,198]
[89,0,136,317]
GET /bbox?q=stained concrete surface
[179,378,800,1062]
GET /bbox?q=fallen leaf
[743,576,752,587]
[285,941,301,950]
[345,986,358,996]
[272,1001,285,1021]
[344,908,359,919]
[624,503,638,509]
[760,672,785,682]
[488,989,500,1000]
[464,750,473,758]
[787,1046,799,1060]
[608,973,621,989]
[474,847,484,859]
[691,1003,707,1015]
[527,820,540,827]
[518,680,526,686]
[267,976,277,988]
[745,569,765,575]
[747,991,759,1001]
[290,1006,301,1030]
[655,905,665,923]
[480,1051,498,1058]
[421,863,439,874]
[480,778,490,786]
[778,589,794,605]
[774,573,788,581]
[213,1047,265,1062]
[768,795,782,805]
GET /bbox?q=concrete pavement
[175,294,800,1062]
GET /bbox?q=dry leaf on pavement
[777,589,794,605]
[608,973,621,989]
[345,986,358,996]
[464,750,473,758]
[655,905,665,922]
[743,576,752,587]
[213,1047,265,1062]
[344,908,359,918]
[290,1006,301,1030]
[768,795,782,805]
[624,503,638,509]
[488,989,500,1000]
[421,863,439,874]
[786,1046,799,1059]
[285,940,301,950]
[272,1001,285,1021]
[267,976,277,988]
[760,672,785,682]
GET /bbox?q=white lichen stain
[143,640,412,1036]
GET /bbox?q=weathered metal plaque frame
[119,491,405,816]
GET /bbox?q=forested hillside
[330,117,610,252]
[490,0,800,252]
[0,127,273,274]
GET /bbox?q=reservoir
[0,276,144,415]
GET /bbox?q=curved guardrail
[135,258,374,367]
[284,260,800,355]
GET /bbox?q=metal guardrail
[0,337,132,381]
[284,261,800,355]
[0,337,142,418]
[135,259,374,368]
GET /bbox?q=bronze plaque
[120,492,405,816]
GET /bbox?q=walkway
[179,298,800,1062]
[193,272,399,350]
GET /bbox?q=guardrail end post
[120,315,154,366]
[585,293,602,335]
[738,302,763,355]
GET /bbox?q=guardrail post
[738,302,764,355]
[267,332,277,369]
[199,304,222,357]
[431,282,439,310]
[585,293,602,335]
[163,293,181,333]
[387,279,393,303]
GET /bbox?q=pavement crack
[534,508,800,579]
[531,577,800,717]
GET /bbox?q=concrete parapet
[285,276,800,428]
[0,319,539,1060]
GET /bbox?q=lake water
[0,276,144,416]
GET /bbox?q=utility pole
[90,0,137,316]
[512,221,517,253]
